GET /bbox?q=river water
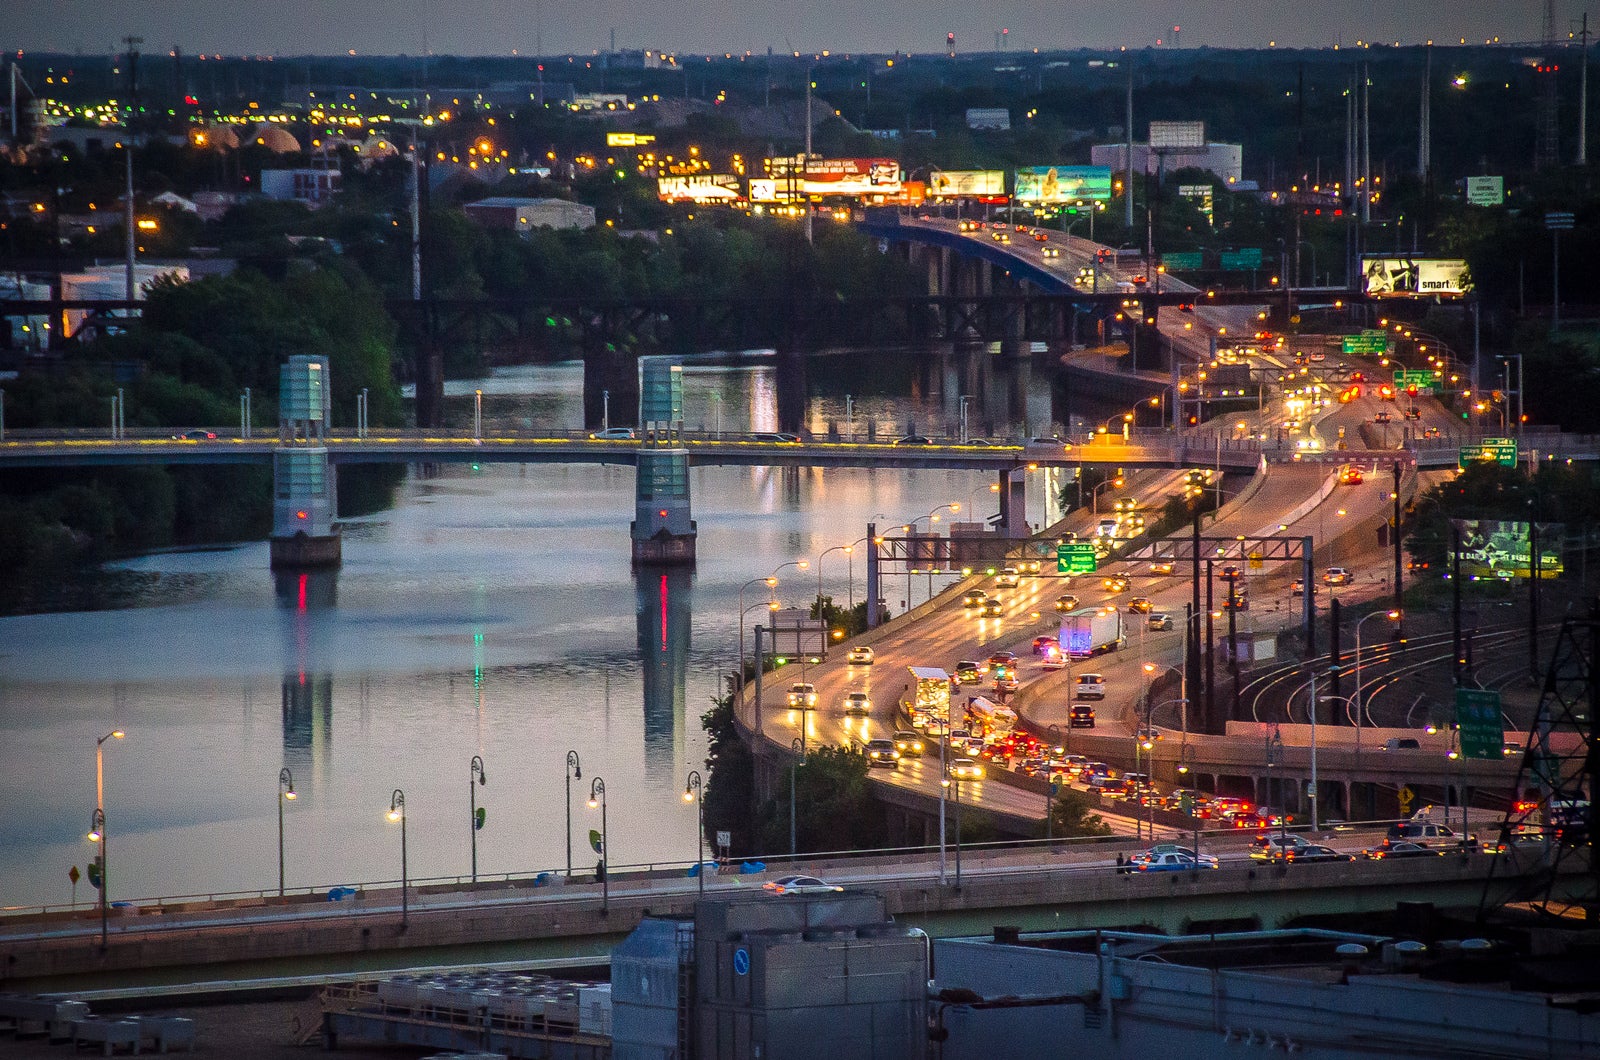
[0,346,1109,908]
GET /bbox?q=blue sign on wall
[733,947,750,976]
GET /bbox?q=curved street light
[683,770,704,895]
[815,543,856,614]
[386,789,408,930]
[587,777,609,915]
[564,750,582,878]
[739,560,808,681]
[277,768,297,897]
[92,728,124,951]
[789,737,805,856]
[86,808,107,949]
[469,755,488,883]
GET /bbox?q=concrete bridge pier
[583,346,640,431]
[631,361,696,565]
[775,346,808,435]
[997,469,1028,538]
[270,356,340,569]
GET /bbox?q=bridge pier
[270,356,340,570]
[997,469,1028,538]
[631,361,696,565]
[583,346,640,431]
[775,346,807,435]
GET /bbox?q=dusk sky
[5,1,1580,58]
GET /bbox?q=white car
[1322,567,1352,586]
[950,758,985,780]
[996,567,1021,588]
[763,874,843,895]
[1074,674,1107,700]
[787,683,818,707]
[588,427,636,440]
[842,692,871,716]
[847,646,875,665]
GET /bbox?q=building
[612,891,928,1059]
[932,923,1600,1058]
[260,168,341,207]
[1090,141,1243,185]
[462,196,595,232]
[58,263,188,338]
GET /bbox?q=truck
[1060,607,1125,658]
[964,696,1017,740]
[907,666,952,729]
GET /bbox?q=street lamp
[683,770,705,895]
[564,750,582,878]
[1353,609,1402,738]
[469,755,488,883]
[1265,731,1287,850]
[92,728,124,950]
[740,560,808,680]
[790,737,805,856]
[1088,477,1121,514]
[816,543,855,615]
[386,789,408,930]
[1177,743,1200,857]
[587,777,609,915]
[277,768,296,897]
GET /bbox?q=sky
[4,1,1583,59]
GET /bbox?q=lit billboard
[928,169,1006,197]
[1449,519,1563,579]
[1014,166,1112,203]
[657,174,741,203]
[763,157,902,198]
[1362,257,1471,298]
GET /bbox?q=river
[0,345,1111,908]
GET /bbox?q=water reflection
[635,565,693,788]
[274,570,336,789]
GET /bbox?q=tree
[755,746,888,854]
[1048,787,1113,839]
[700,694,757,856]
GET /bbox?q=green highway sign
[1057,542,1099,575]
[1455,688,1505,760]
[1161,252,1203,271]
[1343,334,1388,355]
[1219,248,1264,270]
[1393,369,1439,394]
[1458,439,1518,469]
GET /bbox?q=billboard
[966,108,1011,131]
[657,174,741,203]
[763,157,902,198]
[1465,175,1503,206]
[1362,257,1471,297]
[1448,519,1563,579]
[1178,183,1214,224]
[928,169,1006,197]
[1014,165,1113,203]
[606,131,657,147]
[1149,120,1206,149]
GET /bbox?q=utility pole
[1361,62,1371,225]
[1124,62,1135,229]
[123,36,143,303]
[1393,461,1404,636]
[1580,13,1591,165]
[804,65,814,245]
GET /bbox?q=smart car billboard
[761,157,902,198]
[1361,257,1471,298]
[1013,166,1112,203]
[928,170,1006,197]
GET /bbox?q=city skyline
[6,0,1583,61]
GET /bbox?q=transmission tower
[1536,0,1562,168]
[1480,607,1600,922]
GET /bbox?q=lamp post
[816,543,855,616]
[790,737,805,856]
[1045,724,1063,839]
[741,560,808,681]
[1089,477,1120,514]
[683,770,704,895]
[468,755,488,883]
[1265,731,1286,850]
[564,750,582,878]
[92,728,124,950]
[277,768,296,897]
[1353,609,1401,734]
[587,777,609,915]
[1177,744,1199,857]
[1319,693,1359,819]
[386,789,408,930]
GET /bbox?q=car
[1039,648,1066,671]
[1103,575,1131,593]
[1147,612,1173,631]
[950,758,985,780]
[842,691,870,716]
[1221,587,1249,610]
[958,219,980,232]
[1339,466,1364,485]
[953,660,983,684]
[1363,841,1445,860]
[1385,821,1476,847]
[962,589,989,609]
[1033,231,1049,242]
[1149,560,1176,575]
[992,232,1011,244]
[1133,724,1162,745]
[996,567,1021,588]
[1095,519,1120,539]
[1373,411,1392,425]
[750,431,801,443]
[589,427,636,439]
[1403,405,1422,420]
[1074,674,1107,700]
[981,599,1003,617]
[986,651,1018,671]
[1249,834,1310,859]
[847,646,875,665]
[1069,704,1096,728]
[1423,425,1442,438]
[1130,851,1218,872]
[893,731,925,757]
[173,429,217,440]
[1113,497,1139,513]
[1282,844,1356,863]
[1032,635,1059,656]
[994,673,1019,693]
[763,874,843,894]
[1219,563,1243,581]
[1019,560,1042,575]
[1055,594,1080,612]
[1126,597,1154,614]
[1322,567,1352,586]
[1040,246,1061,258]
[893,434,934,446]
[1290,578,1316,596]
[865,739,901,768]
[787,683,818,707]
